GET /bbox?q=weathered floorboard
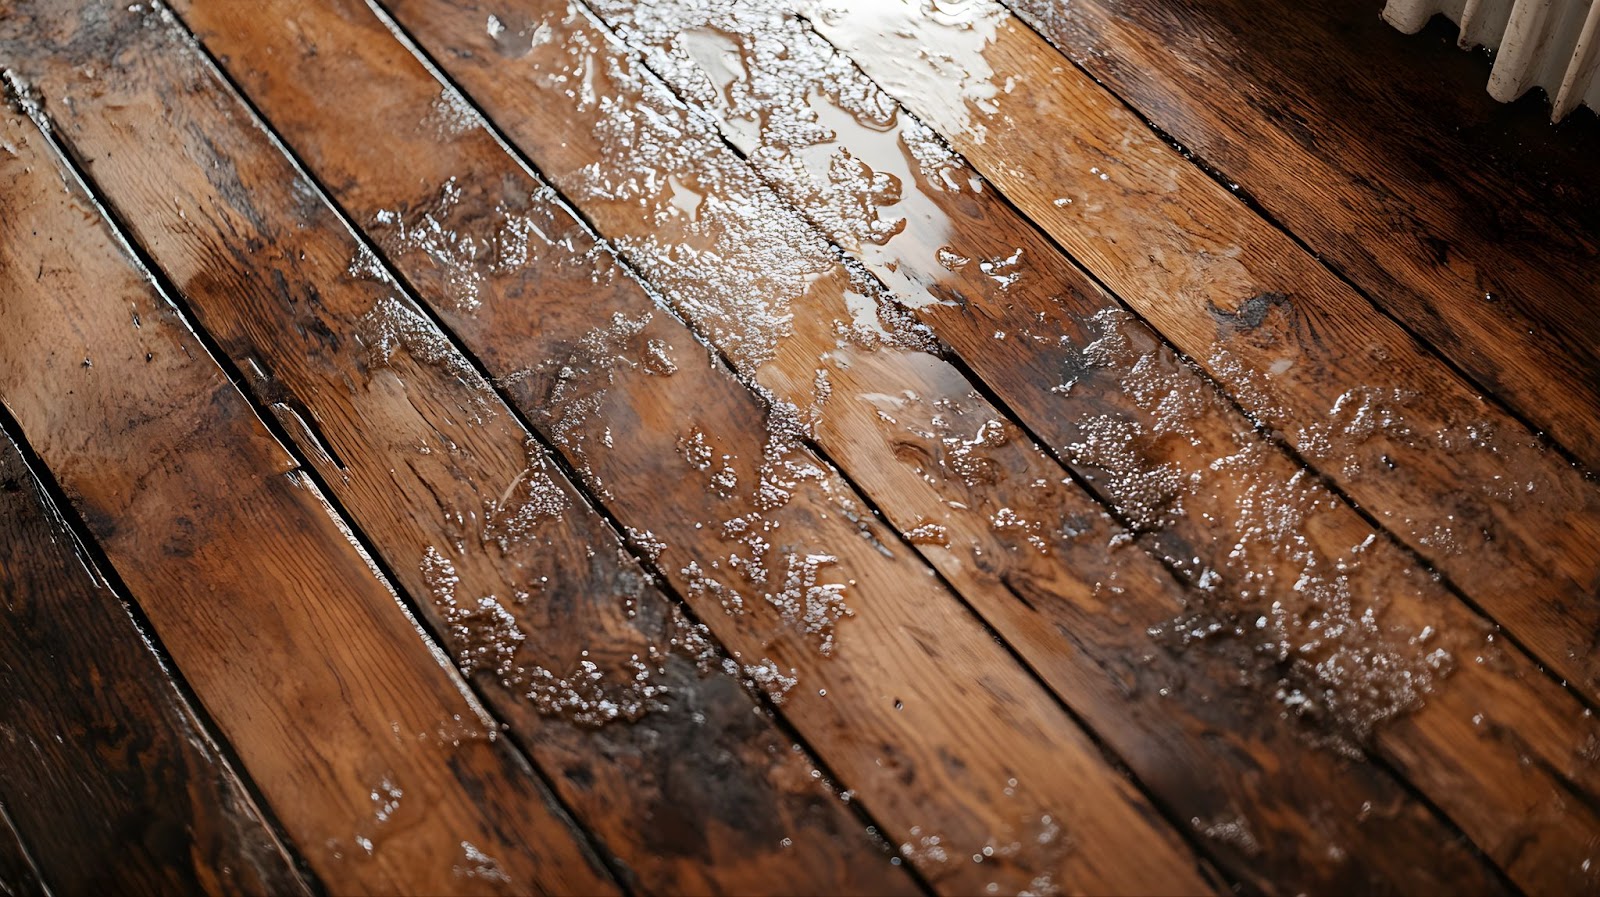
[1007,0,1600,468]
[367,0,1600,891]
[796,0,1600,721]
[0,88,614,895]
[3,4,914,894]
[0,421,310,895]
[174,0,1515,891]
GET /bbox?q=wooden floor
[2,0,1597,893]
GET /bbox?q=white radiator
[1384,0,1600,120]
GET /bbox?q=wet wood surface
[0,86,613,897]
[1006,0,1600,469]
[139,2,1220,893]
[3,5,911,894]
[1,0,1596,893]
[0,421,309,896]
[544,2,1600,891]
[798,0,1600,710]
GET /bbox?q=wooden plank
[0,86,614,896]
[183,0,1550,890]
[1,5,913,894]
[1006,0,1600,467]
[149,1,1228,894]
[0,420,309,895]
[0,807,45,897]
[367,0,1600,891]
[794,0,1600,721]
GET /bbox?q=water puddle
[793,0,1007,145]
[593,0,984,308]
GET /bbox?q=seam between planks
[154,6,937,892]
[0,800,51,897]
[0,399,323,897]
[8,76,626,894]
[994,0,1598,482]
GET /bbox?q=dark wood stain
[1208,291,1293,333]
[0,423,310,896]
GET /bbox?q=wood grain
[1006,0,1600,468]
[4,4,913,893]
[0,84,613,896]
[796,0,1600,729]
[0,421,309,895]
